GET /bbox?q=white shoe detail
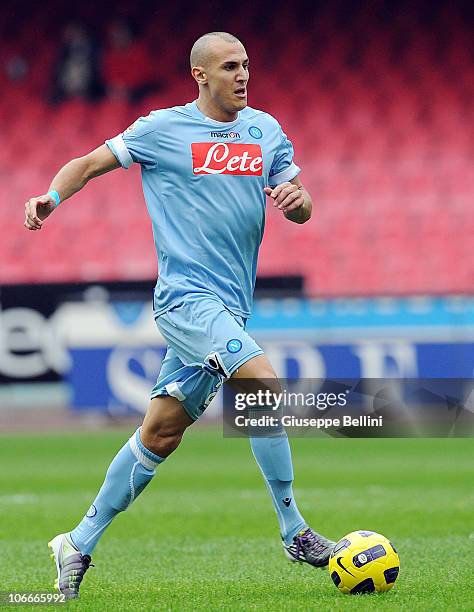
[48,533,80,592]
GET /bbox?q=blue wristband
[48,190,61,207]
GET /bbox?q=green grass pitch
[0,428,472,611]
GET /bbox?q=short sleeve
[268,126,301,187]
[105,112,159,169]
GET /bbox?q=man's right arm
[24,144,120,231]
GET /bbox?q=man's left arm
[263,175,312,224]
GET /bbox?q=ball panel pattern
[328,530,400,595]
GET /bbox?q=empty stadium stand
[1,0,472,295]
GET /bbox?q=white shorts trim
[164,381,186,402]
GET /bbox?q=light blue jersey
[106,101,300,317]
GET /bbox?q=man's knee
[140,421,186,457]
[253,375,282,397]
[142,431,184,458]
[141,395,193,457]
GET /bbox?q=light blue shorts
[151,294,263,420]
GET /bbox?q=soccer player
[24,32,334,599]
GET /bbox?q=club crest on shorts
[226,339,242,353]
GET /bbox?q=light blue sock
[70,428,164,555]
[250,433,307,545]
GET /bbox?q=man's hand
[263,177,312,224]
[24,194,56,230]
[23,144,121,232]
[263,182,304,214]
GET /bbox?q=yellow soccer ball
[329,530,400,595]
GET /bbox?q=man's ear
[191,66,207,85]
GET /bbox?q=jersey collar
[192,100,241,127]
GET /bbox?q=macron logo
[210,131,240,138]
[192,142,263,176]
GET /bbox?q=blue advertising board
[67,296,474,415]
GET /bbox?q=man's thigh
[228,353,282,396]
[141,394,194,445]
[231,354,277,379]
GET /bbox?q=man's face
[203,40,249,115]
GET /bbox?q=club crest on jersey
[248,126,263,139]
[192,143,263,176]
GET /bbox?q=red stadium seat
[1,0,472,295]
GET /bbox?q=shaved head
[190,31,249,121]
[190,32,242,68]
